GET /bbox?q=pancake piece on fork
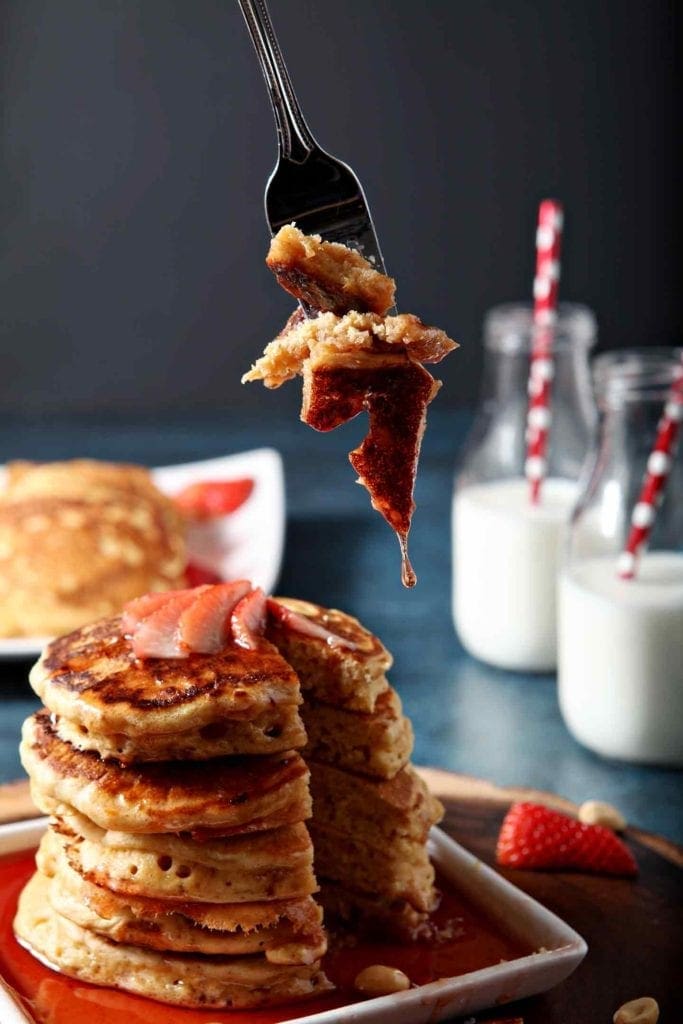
[244,227,457,587]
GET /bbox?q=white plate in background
[0,448,285,660]
[0,818,587,1024]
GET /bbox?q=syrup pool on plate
[558,552,683,765]
[0,849,530,1024]
[453,477,579,672]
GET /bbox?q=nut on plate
[354,964,411,997]
[578,799,627,832]
[613,996,660,1024]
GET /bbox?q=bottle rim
[592,347,683,404]
[484,302,597,353]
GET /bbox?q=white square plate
[0,448,285,660]
[0,818,586,1024]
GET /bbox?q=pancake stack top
[15,583,443,1010]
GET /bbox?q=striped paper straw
[617,357,683,579]
[525,199,564,504]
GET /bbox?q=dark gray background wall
[1,0,680,417]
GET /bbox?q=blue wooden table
[1,407,681,843]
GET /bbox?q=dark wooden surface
[420,768,682,1022]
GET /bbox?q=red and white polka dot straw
[617,356,683,579]
[525,199,564,504]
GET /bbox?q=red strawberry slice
[121,589,187,635]
[232,588,267,650]
[185,562,223,587]
[267,598,359,650]
[496,802,637,877]
[174,478,254,519]
[130,589,204,659]
[179,580,251,654]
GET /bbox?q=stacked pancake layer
[267,598,444,938]
[16,617,330,1009]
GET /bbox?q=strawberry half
[178,580,252,654]
[174,478,254,519]
[185,562,222,587]
[496,802,638,877]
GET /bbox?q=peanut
[613,996,660,1024]
[354,964,410,997]
[578,799,626,832]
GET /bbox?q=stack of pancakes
[267,599,444,938]
[14,593,443,1008]
[15,618,330,1010]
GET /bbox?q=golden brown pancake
[54,701,306,764]
[309,760,443,846]
[0,459,186,638]
[14,872,331,1009]
[40,821,318,907]
[22,712,311,836]
[267,598,392,712]
[301,688,413,779]
[242,309,455,389]
[43,838,325,961]
[30,616,303,756]
[310,823,436,912]
[265,224,396,316]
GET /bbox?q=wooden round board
[418,767,682,1022]
[1,771,681,1022]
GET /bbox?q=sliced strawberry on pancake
[121,589,190,635]
[232,588,267,650]
[130,589,202,659]
[267,598,358,650]
[178,580,252,654]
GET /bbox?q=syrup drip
[303,359,438,587]
[399,533,417,588]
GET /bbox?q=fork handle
[237,0,318,163]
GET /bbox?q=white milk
[452,478,578,672]
[558,553,683,765]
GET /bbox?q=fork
[237,0,392,294]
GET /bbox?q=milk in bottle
[452,303,596,671]
[558,349,683,764]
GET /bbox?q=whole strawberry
[496,802,638,877]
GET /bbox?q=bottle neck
[570,349,683,561]
[459,315,595,486]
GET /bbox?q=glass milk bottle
[452,302,596,671]
[558,349,683,765]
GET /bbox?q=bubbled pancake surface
[40,816,317,904]
[30,617,302,740]
[41,829,324,959]
[14,871,331,1009]
[22,712,311,835]
[54,701,306,763]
